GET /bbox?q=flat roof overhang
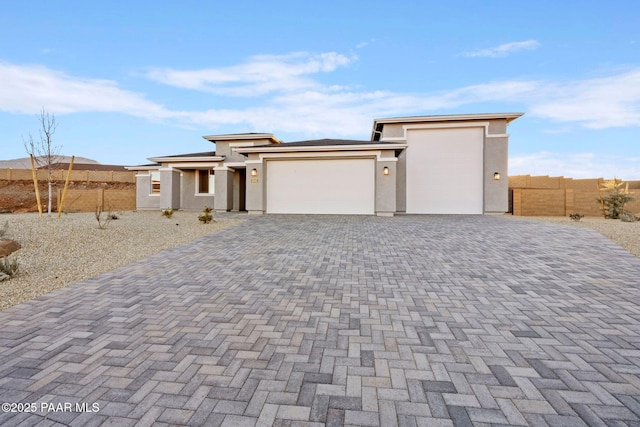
[371,112,524,140]
[202,133,281,144]
[125,164,160,171]
[234,143,407,154]
[148,155,225,163]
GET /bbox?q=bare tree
[23,109,62,215]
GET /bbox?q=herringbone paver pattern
[1,215,639,426]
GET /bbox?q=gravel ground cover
[508,215,640,257]
[0,211,244,311]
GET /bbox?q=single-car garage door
[267,159,375,214]
[406,127,484,214]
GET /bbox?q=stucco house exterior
[127,113,522,215]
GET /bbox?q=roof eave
[125,164,161,171]
[373,112,524,125]
[148,156,225,163]
[234,143,407,154]
[202,133,282,144]
[371,112,524,140]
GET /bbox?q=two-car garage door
[266,159,375,214]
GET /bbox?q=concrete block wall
[103,190,136,211]
[510,175,640,216]
[0,168,135,183]
[512,188,566,216]
[57,189,136,213]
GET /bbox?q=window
[197,170,215,194]
[150,171,160,194]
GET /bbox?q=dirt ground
[0,180,135,213]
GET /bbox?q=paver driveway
[1,215,640,426]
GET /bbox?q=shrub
[198,206,215,224]
[161,207,174,219]
[95,205,112,230]
[597,178,635,219]
[569,213,584,222]
[0,256,19,281]
[620,213,638,222]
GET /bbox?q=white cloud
[2,54,640,139]
[145,52,356,97]
[462,39,540,58]
[510,151,640,180]
[0,62,175,120]
[529,70,640,128]
[356,39,376,49]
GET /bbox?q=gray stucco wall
[376,154,397,215]
[180,170,215,211]
[213,168,234,212]
[159,169,181,210]
[488,119,507,135]
[396,150,407,213]
[232,170,246,211]
[214,141,248,162]
[135,173,160,210]
[245,160,264,214]
[483,135,509,213]
[381,123,404,139]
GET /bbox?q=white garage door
[267,159,375,214]
[406,127,484,214]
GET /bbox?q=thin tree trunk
[48,180,52,215]
[47,168,52,215]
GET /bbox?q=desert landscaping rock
[0,211,244,311]
[513,216,640,258]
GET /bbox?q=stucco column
[375,157,397,216]
[245,161,264,214]
[159,168,181,210]
[134,173,153,210]
[214,167,234,212]
[484,136,509,213]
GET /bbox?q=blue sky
[1,0,639,178]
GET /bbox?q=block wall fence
[0,168,136,183]
[510,175,640,217]
[1,168,136,213]
[57,189,136,213]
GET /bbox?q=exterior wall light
[383,166,390,176]
[493,172,501,180]
[251,168,258,177]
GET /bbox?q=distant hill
[0,156,100,169]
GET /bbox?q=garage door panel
[267,159,375,214]
[406,128,483,214]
